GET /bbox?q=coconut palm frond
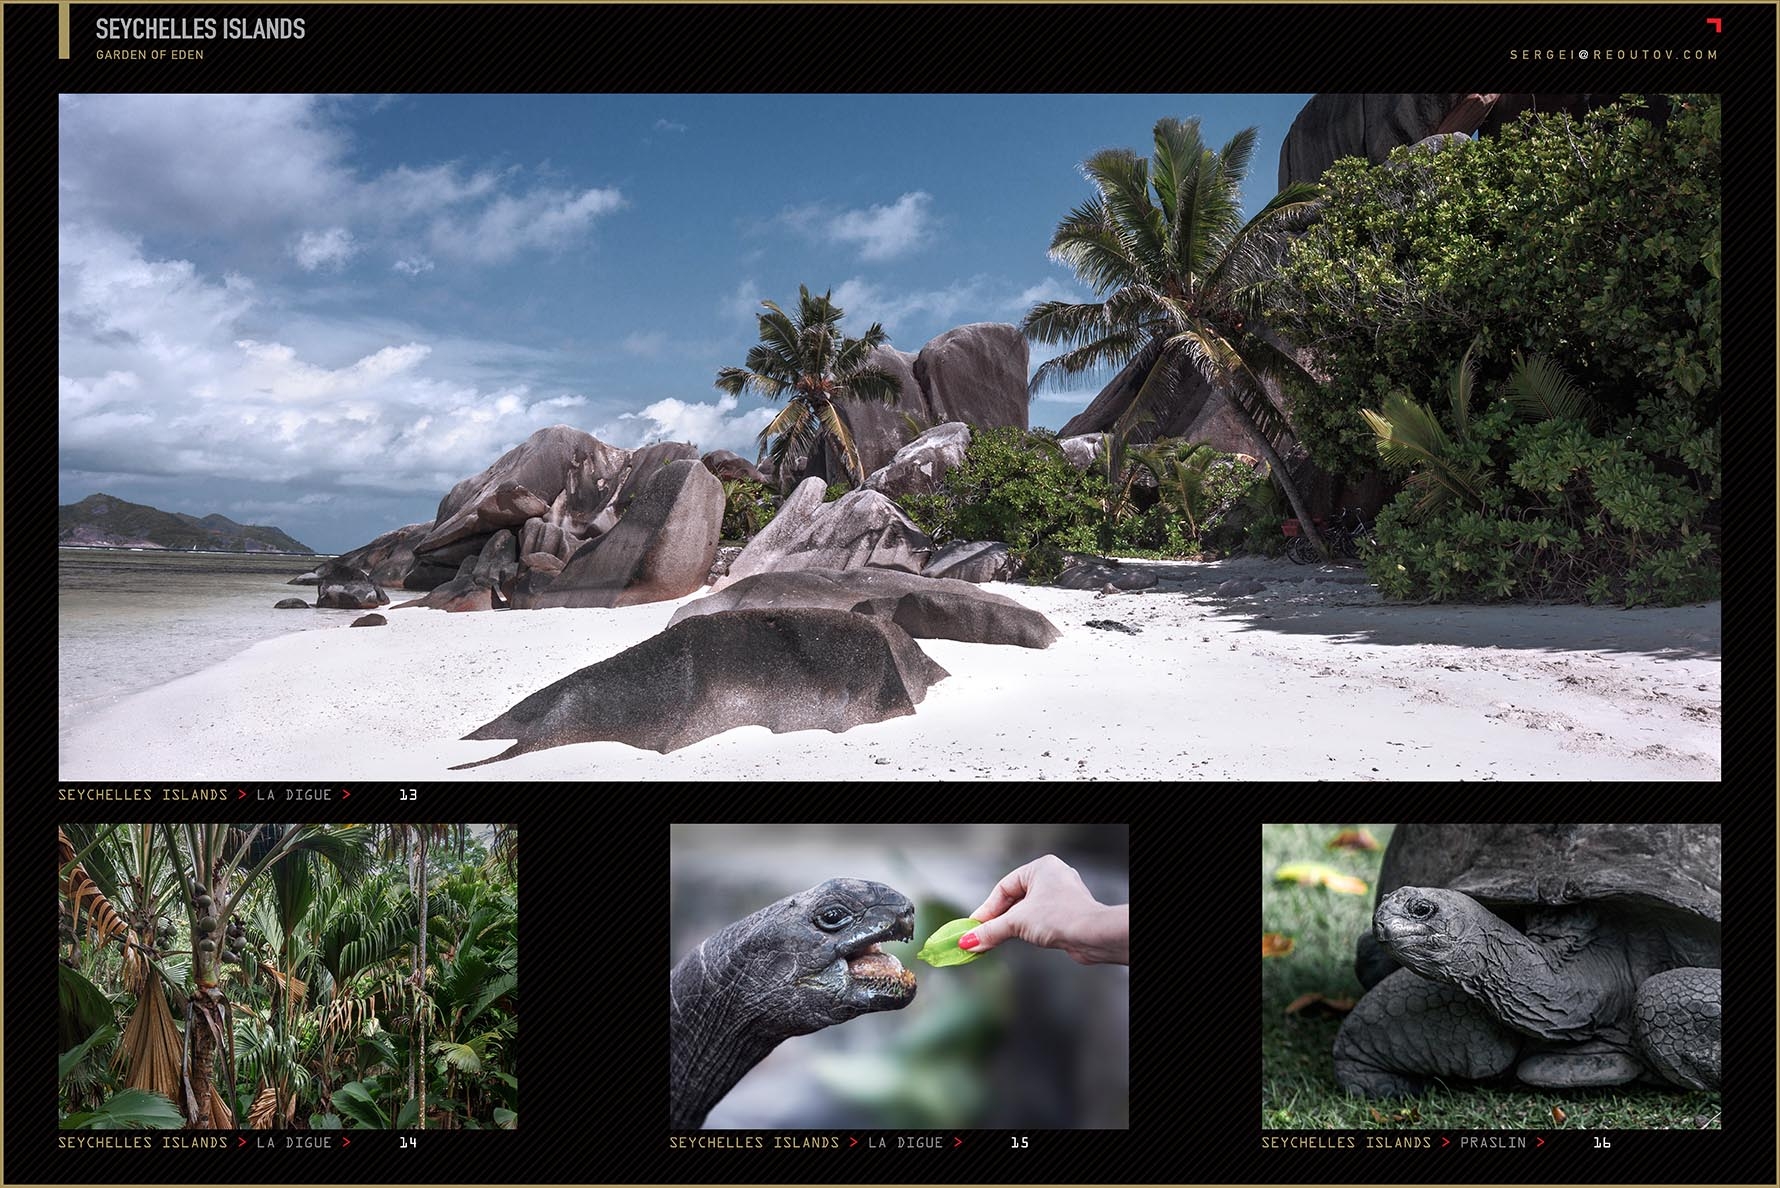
[755,402,810,452]
[1505,350,1596,425]
[814,401,863,484]
[1448,336,1480,442]
[1029,329,1153,397]
[1362,389,1486,519]
[838,367,902,407]
[1020,299,1112,349]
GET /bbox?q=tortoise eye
[815,906,852,931]
[1409,899,1434,919]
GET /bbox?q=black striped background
[12,790,1773,1182]
[13,0,1771,1182]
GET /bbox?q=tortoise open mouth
[842,914,916,995]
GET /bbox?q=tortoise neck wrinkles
[1441,901,1629,1041]
[669,913,818,1129]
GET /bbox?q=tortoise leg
[1334,968,1521,1098]
[1354,930,1398,991]
[1516,1033,1643,1088]
[1633,967,1720,1090]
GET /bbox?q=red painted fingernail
[959,932,979,950]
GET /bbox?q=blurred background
[670,823,1128,1129]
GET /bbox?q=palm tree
[164,825,370,1127]
[1131,440,1224,540]
[369,824,463,1128]
[1022,117,1327,553]
[58,824,371,1128]
[715,285,902,488]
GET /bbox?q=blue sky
[58,93,1313,551]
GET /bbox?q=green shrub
[899,427,1264,575]
[1363,362,1720,607]
[1265,94,1720,605]
[823,481,851,502]
[1268,94,1720,480]
[720,479,779,542]
[898,427,1109,579]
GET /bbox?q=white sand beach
[57,558,1721,782]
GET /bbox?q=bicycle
[1283,507,1376,564]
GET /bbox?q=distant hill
[58,493,316,554]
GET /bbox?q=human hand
[962,854,1128,965]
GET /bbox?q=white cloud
[825,191,935,261]
[292,227,357,271]
[1011,278,1082,308]
[722,278,764,322]
[392,254,435,276]
[622,330,668,357]
[427,186,626,264]
[58,224,603,496]
[653,118,688,133]
[828,273,1085,338]
[59,95,626,271]
[770,191,938,261]
[604,393,776,454]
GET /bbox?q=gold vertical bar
[60,1,71,59]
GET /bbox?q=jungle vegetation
[57,823,517,1130]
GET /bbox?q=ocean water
[58,548,350,725]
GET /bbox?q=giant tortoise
[1333,823,1720,1098]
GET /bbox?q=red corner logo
[1706,17,1721,31]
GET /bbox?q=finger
[970,860,1039,921]
[960,912,1016,953]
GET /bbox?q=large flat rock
[454,607,948,763]
[673,567,1058,648]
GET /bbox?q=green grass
[1260,823,1721,1130]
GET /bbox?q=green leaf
[59,1024,117,1082]
[916,918,985,967]
[59,1088,184,1130]
[332,1081,389,1129]
[310,1113,344,1129]
[394,1096,420,1130]
[493,1107,518,1130]
[59,964,117,1055]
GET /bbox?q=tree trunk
[187,995,224,1127]
[188,866,227,1128]
[417,831,429,1131]
[1223,394,1326,558]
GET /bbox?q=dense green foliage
[1269,94,1720,479]
[58,824,517,1130]
[720,479,779,541]
[58,492,315,553]
[1362,352,1719,606]
[899,429,1105,580]
[898,427,1258,580]
[1268,95,1720,605]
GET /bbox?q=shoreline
[57,558,1721,781]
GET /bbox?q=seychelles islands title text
[94,16,304,57]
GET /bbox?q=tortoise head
[726,878,917,1037]
[1373,886,1492,982]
